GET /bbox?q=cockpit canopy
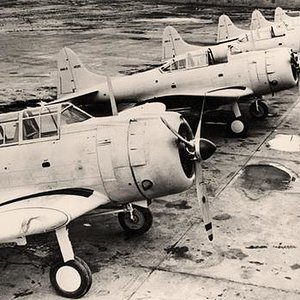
[160,48,215,73]
[0,103,91,146]
[237,25,286,43]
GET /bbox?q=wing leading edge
[0,188,109,242]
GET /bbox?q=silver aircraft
[0,98,216,298]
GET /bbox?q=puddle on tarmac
[236,163,296,200]
[268,134,300,152]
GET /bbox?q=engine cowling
[96,105,194,204]
[264,48,299,94]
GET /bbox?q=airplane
[53,46,298,138]
[164,18,300,65]
[0,93,216,298]
[216,12,300,47]
[251,8,300,30]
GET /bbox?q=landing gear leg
[50,227,92,298]
[227,102,248,137]
[249,99,269,120]
[118,204,153,235]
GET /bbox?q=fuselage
[214,25,300,63]
[0,103,193,206]
[89,47,297,105]
[0,103,195,243]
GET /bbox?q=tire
[249,100,269,120]
[118,205,153,235]
[227,117,248,138]
[50,256,92,299]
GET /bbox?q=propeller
[161,101,216,241]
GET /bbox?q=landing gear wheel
[227,117,248,138]
[50,256,92,298]
[118,206,153,235]
[249,100,269,120]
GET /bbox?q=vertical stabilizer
[275,7,300,27]
[162,26,199,61]
[57,47,106,96]
[217,14,248,43]
[250,9,274,30]
[274,7,288,24]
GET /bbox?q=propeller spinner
[161,110,216,241]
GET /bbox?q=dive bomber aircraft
[217,11,300,47]
[54,46,299,137]
[0,98,216,298]
[250,8,300,30]
[164,15,300,64]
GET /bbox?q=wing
[0,188,109,242]
[142,86,254,116]
[51,87,99,105]
[205,86,254,99]
[158,85,254,102]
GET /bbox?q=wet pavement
[0,1,300,299]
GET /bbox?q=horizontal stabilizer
[217,14,248,43]
[57,47,106,97]
[162,26,199,61]
[51,87,99,105]
[250,9,274,30]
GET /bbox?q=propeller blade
[160,117,194,148]
[195,162,213,241]
[106,75,118,116]
[194,97,206,159]
[194,97,213,241]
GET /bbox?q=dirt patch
[165,200,192,210]
[213,213,232,221]
[221,248,248,260]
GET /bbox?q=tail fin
[217,14,248,43]
[162,26,199,61]
[57,47,106,97]
[274,7,287,23]
[250,9,274,30]
[274,7,300,27]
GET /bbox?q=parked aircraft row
[54,6,300,138]
[1,6,300,299]
[53,46,298,137]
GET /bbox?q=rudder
[250,9,273,30]
[57,47,106,96]
[162,26,199,61]
[217,14,247,43]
